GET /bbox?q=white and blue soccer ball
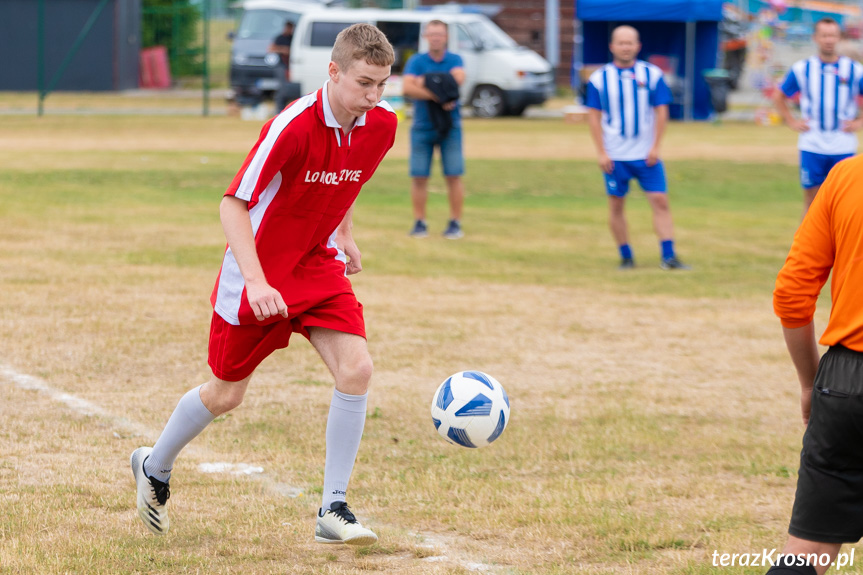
[430,371,510,448]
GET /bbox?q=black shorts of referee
[790,344,863,543]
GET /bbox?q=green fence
[33,0,238,116]
[141,0,238,114]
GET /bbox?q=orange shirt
[774,155,863,352]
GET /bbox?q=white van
[289,7,555,116]
[228,0,327,104]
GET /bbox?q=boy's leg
[637,160,686,268]
[409,128,434,228]
[604,162,633,266]
[441,127,465,224]
[798,151,841,218]
[146,374,252,481]
[763,536,840,575]
[308,326,377,545]
[634,160,674,243]
[132,311,289,535]
[411,177,430,223]
[132,374,250,535]
[769,346,863,574]
[608,195,629,246]
[444,176,465,222]
[803,186,820,216]
[644,192,674,243]
[802,153,853,217]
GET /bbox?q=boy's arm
[646,104,668,167]
[773,72,809,132]
[335,203,362,276]
[220,195,288,321]
[773,89,808,132]
[450,67,466,85]
[403,74,436,101]
[782,323,819,426]
[587,108,613,174]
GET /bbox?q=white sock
[321,389,368,511]
[145,385,215,482]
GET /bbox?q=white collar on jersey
[322,80,368,130]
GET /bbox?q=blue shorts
[409,127,464,178]
[800,151,854,189]
[603,160,667,197]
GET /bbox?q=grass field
[0,113,854,574]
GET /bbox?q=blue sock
[619,244,633,260]
[661,240,675,260]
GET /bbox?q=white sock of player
[321,389,368,511]
[144,385,215,483]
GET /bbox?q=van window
[467,19,516,50]
[310,22,354,47]
[237,9,300,40]
[377,20,420,73]
[455,24,478,52]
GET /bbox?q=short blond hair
[331,23,395,72]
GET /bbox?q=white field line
[0,362,494,572]
[0,363,305,497]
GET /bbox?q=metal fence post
[38,0,110,116]
[38,0,45,116]
[203,0,210,116]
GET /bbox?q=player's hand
[598,152,614,174]
[842,118,863,132]
[646,147,661,167]
[800,385,813,427]
[245,279,289,322]
[788,118,810,133]
[442,100,457,111]
[338,234,363,275]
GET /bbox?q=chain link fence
[140,0,238,114]
[8,0,241,116]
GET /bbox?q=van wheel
[471,85,506,118]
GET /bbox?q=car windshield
[237,9,297,40]
[466,19,516,50]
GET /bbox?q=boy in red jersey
[130,23,397,546]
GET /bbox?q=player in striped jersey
[585,25,689,271]
[130,24,397,546]
[774,17,863,217]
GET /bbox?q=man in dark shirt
[270,21,296,111]
[270,20,294,69]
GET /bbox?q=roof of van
[294,7,488,23]
[240,0,330,11]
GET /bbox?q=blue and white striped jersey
[780,56,863,155]
[585,61,673,161]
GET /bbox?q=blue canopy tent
[574,0,724,120]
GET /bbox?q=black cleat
[659,257,691,271]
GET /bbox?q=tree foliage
[141,0,201,77]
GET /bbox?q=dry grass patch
[0,114,799,167]
[0,115,853,574]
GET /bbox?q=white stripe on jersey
[215,171,283,325]
[215,94,316,325]
[327,229,348,275]
[377,99,395,114]
[235,93,317,201]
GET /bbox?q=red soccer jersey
[211,83,397,326]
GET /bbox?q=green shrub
[141,0,202,78]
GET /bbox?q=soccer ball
[430,371,510,448]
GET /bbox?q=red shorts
[207,291,365,382]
